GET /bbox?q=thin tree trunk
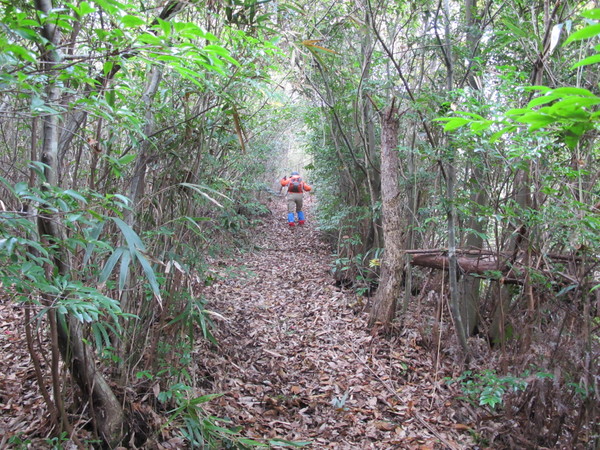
[442,0,470,356]
[125,64,163,228]
[459,0,487,336]
[401,128,419,316]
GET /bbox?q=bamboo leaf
[490,125,517,143]
[268,438,312,447]
[134,249,163,308]
[301,39,338,54]
[571,53,600,69]
[179,183,229,208]
[99,247,125,283]
[189,393,223,405]
[502,20,529,38]
[118,249,131,290]
[582,9,600,20]
[112,216,146,253]
[83,220,106,266]
[63,189,88,204]
[564,23,600,44]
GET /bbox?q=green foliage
[447,370,533,410]
[168,293,218,346]
[158,382,310,448]
[0,178,166,352]
[437,9,600,150]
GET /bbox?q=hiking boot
[298,220,305,225]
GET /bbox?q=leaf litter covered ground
[196,196,474,449]
[0,195,476,449]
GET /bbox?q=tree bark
[369,101,402,328]
[34,0,126,445]
[441,0,470,356]
[459,0,487,336]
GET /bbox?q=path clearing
[197,196,473,449]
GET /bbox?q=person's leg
[296,195,305,225]
[287,197,296,226]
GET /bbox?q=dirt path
[197,196,473,449]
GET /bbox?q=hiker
[280,171,312,227]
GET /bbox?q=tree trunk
[489,170,531,344]
[369,102,402,328]
[125,64,163,228]
[34,0,126,445]
[459,0,487,336]
[442,0,470,356]
[460,165,488,335]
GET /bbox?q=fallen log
[407,248,595,286]
[409,252,522,284]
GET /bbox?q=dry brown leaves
[0,195,477,448]
[195,196,475,449]
[0,301,54,447]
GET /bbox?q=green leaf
[442,117,470,131]
[550,96,600,113]
[137,33,162,45]
[189,393,222,405]
[118,249,131,290]
[564,23,600,44]
[505,108,530,117]
[112,217,146,253]
[523,85,552,94]
[503,20,529,38]
[572,53,600,69]
[134,249,163,307]
[103,60,114,78]
[117,154,136,165]
[92,0,128,14]
[267,438,312,447]
[99,247,125,283]
[120,14,145,28]
[0,176,17,195]
[280,3,305,15]
[78,2,96,15]
[63,189,88,204]
[5,44,36,62]
[470,120,493,133]
[514,112,555,127]
[527,94,561,108]
[179,183,229,208]
[203,44,230,56]
[581,9,600,20]
[550,87,595,97]
[238,438,268,446]
[156,18,171,37]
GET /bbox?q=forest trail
[197,195,473,449]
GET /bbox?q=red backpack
[288,176,304,193]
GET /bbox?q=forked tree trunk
[369,101,402,328]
